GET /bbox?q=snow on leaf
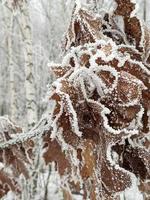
[0,0,150,199]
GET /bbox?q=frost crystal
[0,0,150,199]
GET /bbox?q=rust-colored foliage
[0,117,28,197]
[64,5,103,51]
[46,0,150,198]
[0,0,149,199]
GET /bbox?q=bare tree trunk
[18,1,37,129]
[145,0,150,26]
[8,14,17,120]
[141,0,150,25]
[2,5,17,119]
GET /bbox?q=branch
[0,118,51,149]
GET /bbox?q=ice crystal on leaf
[0,0,150,199]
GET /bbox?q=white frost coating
[121,99,141,107]
[72,67,105,96]
[116,51,131,68]
[69,63,119,98]
[50,76,82,138]
[107,144,117,166]
[138,18,145,49]
[113,15,125,35]
[53,78,63,93]
[56,129,83,185]
[107,144,142,200]
[86,99,138,135]
[90,72,106,96]
[136,105,144,128]
[48,62,71,79]
[90,40,118,63]
[75,0,81,13]
[0,162,4,170]
[100,104,139,135]
[83,68,106,95]
[2,191,16,200]
[62,94,82,137]
[0,116,22,144]
[0,116,51,149]
[50,100,64,139]
[69,67,88,82]
[120,180,144,200]
[118,44,140,53]
[130,0,139,18]
[129,59,150,76]
[0,116,16,134]
[63,39,119,73]
[62,48,80,69]
[79,77,89,99]
[90,65,119,93]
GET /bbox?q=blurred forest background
[0,0,150,130]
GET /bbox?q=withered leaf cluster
[0,0,149,199]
